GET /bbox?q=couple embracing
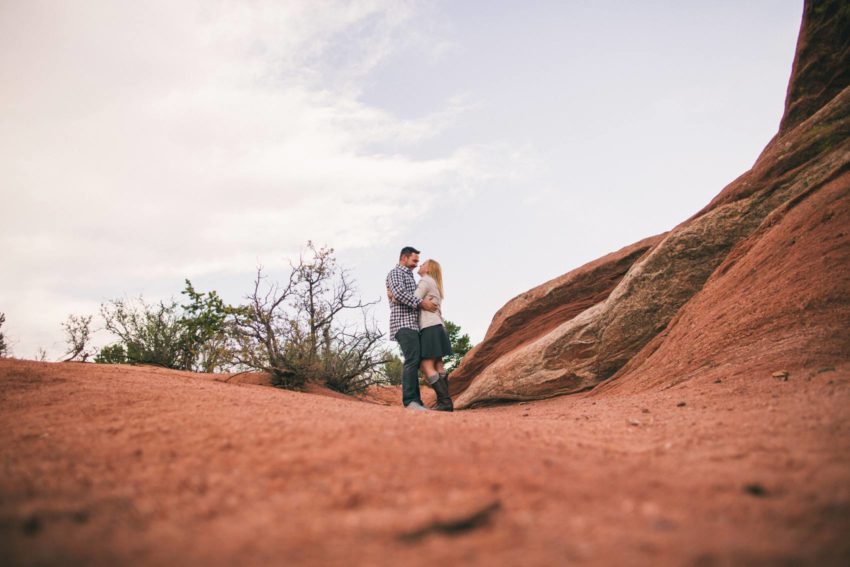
[386,246,454,412]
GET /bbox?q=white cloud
[0,0,487,357]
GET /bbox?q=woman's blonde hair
[425,259,445,298]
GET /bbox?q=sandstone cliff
[453,0,850,408]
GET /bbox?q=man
[386,246,438,411]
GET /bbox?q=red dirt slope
[1,358,849,565]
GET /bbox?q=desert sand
[2,358,848,566]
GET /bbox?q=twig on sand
[222,370,259,383]
[399,499,501,541]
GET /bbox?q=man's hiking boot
[431,375,453,412]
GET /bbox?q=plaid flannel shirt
[386,265,421,341]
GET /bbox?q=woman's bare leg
[420,358,437,378]
[435,358,446,375]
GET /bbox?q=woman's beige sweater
[414,275,444,329]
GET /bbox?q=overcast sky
[1,0,803,359]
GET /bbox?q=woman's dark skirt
[420,324,453,359]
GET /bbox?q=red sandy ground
[1,358,849,566]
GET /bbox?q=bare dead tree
[318,309,390,394]
[229,266,301,387]
[290,244,377,360]
[62,314,94,362]
[229,243,390,393]
[288,243,387,393]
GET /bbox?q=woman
[414,259,453,412]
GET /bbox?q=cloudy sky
[1,0,803,358]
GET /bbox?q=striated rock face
[778,0,850,135]
[447,233,665,397]
[594,166,850,397]
[453,0,850,409]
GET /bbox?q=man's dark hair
[399,246,420,259]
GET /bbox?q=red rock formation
[453,0,850,408]
[596,167,850,396]
[779,0,850,135]
[448,233,665,397]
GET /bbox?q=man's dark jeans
[395,328,422,407]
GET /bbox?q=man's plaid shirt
[386,265,421,341]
